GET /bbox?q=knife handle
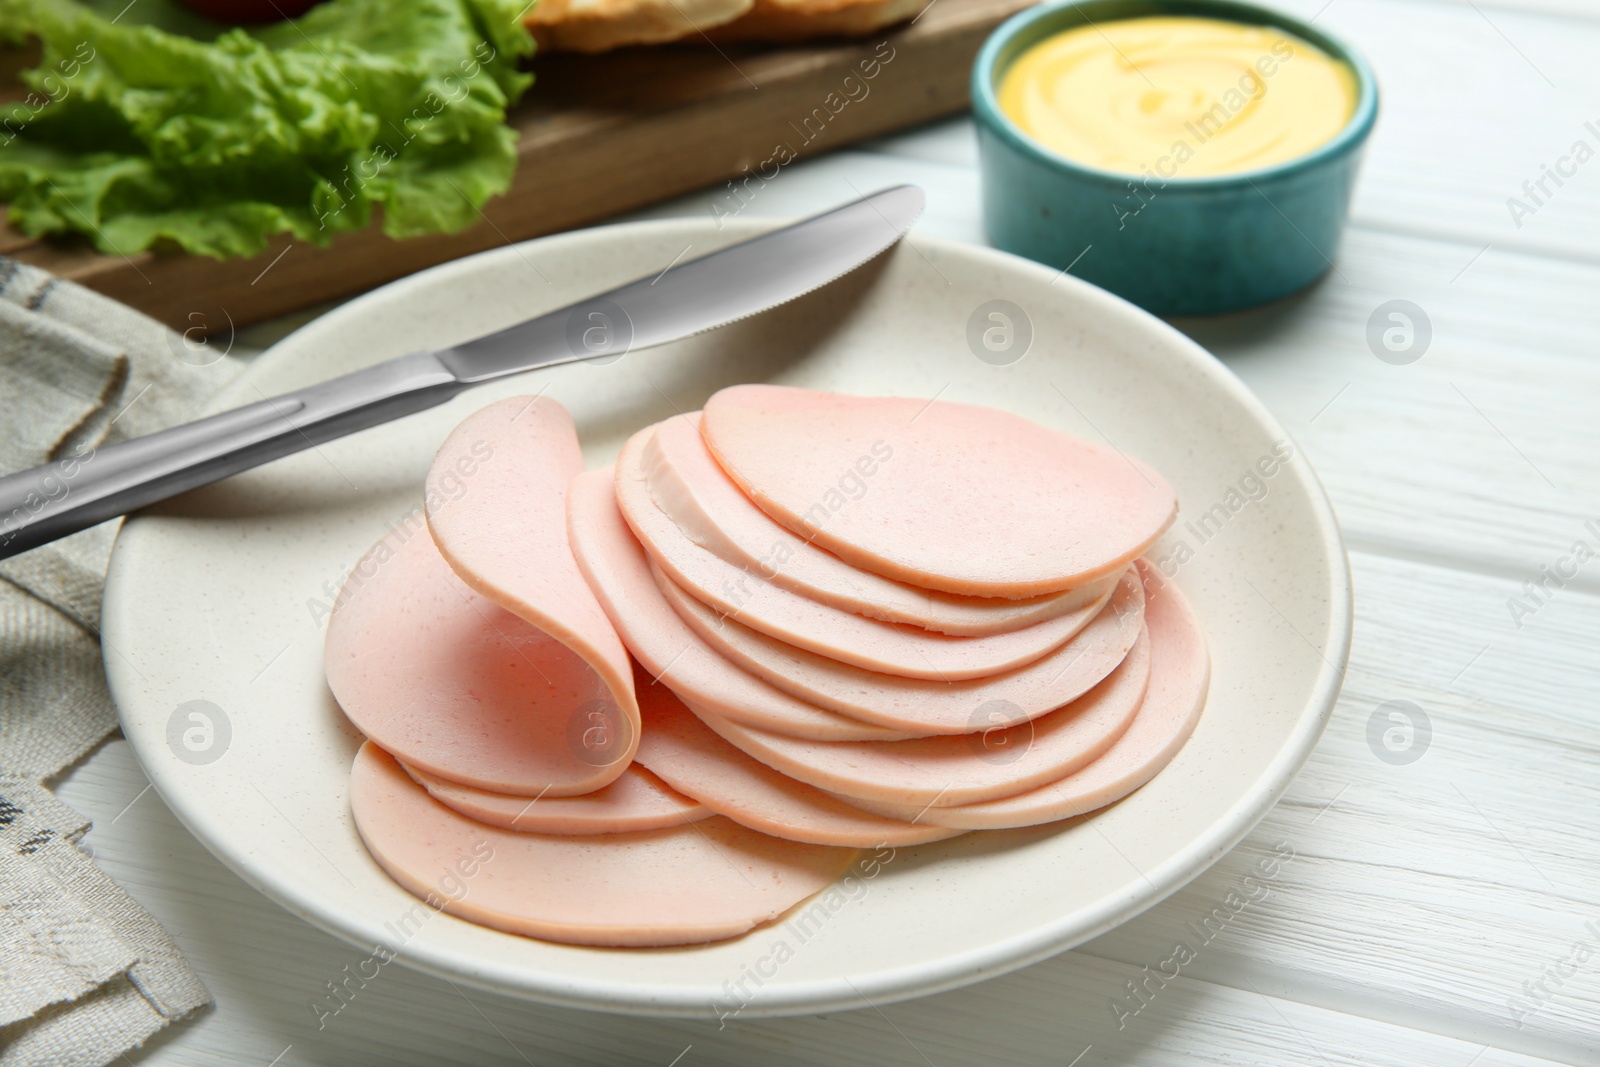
[0,350,467,561]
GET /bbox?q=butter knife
[0,185,924,560]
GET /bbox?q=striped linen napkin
[0,259,237,1065]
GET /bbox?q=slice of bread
[705,0,926,43]
[527,0,754,53]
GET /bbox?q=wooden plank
[1085,549,1600,1066]
[1268,0,1600,263]
[619,144,986,237]
[1435,0,1600,19]
[1184,222,1600,583]
[0,0,1030,331]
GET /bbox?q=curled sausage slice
[325,524,630,795]
[423,396,640,785]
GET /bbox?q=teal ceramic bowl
[972,0,1378,315]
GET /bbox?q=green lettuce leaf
[0,0,534,259]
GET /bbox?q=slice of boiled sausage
[839,562,1210,828]
[633,675,964,847]
[423,396,639,784]
[617,425,1114,680]
[350,742,858,947]
[402,761,711,835]
[700,384,1177,596]
[566,468,917,742]
[691,628,1150,807]
[325,526,630,796]
[646,415,1113,635]
[654,561,1146,734]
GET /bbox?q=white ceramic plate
[103,217,1350,1018]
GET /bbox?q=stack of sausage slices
[326,385,1208,948]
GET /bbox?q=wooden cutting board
[1,0,1031,332]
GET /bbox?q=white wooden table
[54,0,1600,1062]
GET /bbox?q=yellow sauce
[997,16,1357,177]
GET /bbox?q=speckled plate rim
[103,217,1352,1017]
